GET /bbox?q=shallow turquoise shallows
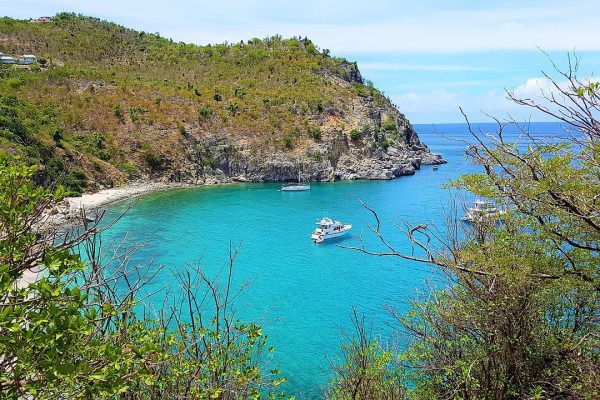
[101,123,563,398]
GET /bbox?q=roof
[22,54,36,58]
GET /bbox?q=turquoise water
[101,122,564,398]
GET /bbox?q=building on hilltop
[30,16,53,23]
[0,56,16,64]
[18,55,36,64]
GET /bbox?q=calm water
[101,122,564,398]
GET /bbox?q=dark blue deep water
[102,122,565,398]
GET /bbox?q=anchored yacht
[462,200,505,223]
[281,170,310,191]
[311,217,352,243]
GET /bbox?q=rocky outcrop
[157,132,445,185]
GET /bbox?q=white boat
[281,170,310,191]
[281,182,311,191]
[462,200,505,223]
[311,217,352,243]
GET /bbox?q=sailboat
[281,168,310,191]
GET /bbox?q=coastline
[64,181,198,211]
[16,181,202,289]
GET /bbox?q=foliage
[349,129,361,141]
[335,62,600,399]
[381,121,397,132]
[0,154,290,399]
[326,310,406,400]
[308,127,322,140]
[141,144,164,171]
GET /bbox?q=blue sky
[3,1,600,123]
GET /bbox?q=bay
[101,122,565,398]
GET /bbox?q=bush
[177,122,186,135]
[119,160,139,178]
[382,120,397,132]
[142,144,164,171]
[380,139,391,149]
[53,128,64,143]
[114,103,124,122]
[281,134,294,149]
[350,129,361,140]
[129,106,146,122]
[308,127,322,140]
[201,155,217,169]
[7,77,25,89]
[225,102,239,115]
[198,106,211,118]
[307,150,322,161]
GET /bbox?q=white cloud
[393,76,587,123]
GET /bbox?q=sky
[3,0,600,123]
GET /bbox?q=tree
[335,59,599,399]
[326,309,406,400]
[0,155,289,399]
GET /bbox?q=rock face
[158,129,445,186]
[145,75,446,186]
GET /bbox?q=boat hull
[311,225,352,243]
[281,185,310,191]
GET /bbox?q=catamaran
[311,217,352,243]
[462,200,505,223]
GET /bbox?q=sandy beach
[17,181,199,288]
[65,181,195,211]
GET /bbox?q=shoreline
[64,181,199,211]
[18,181,202,288]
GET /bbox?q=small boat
[462,200,505,223]
[432,165,439,171]
[281,182,310,191]
[281,167,310,191]
[311,217,352,243]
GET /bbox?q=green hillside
[0,13,415,194]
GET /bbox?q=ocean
[101,122,565,398]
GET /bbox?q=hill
[0,13,443,194]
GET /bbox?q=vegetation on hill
[0,13,405,194]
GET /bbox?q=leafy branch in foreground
[331,58,599,399]
[0,154,289,399]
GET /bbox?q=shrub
[281,134,294,149]
[308,127,322,140]
[382,120,397,132]
[7,77,25,89]
[142,144,164,171]
[350,129,361,140]
[198,106,212,118]
[177,122,186,135]
[201,156,217,169]
[119,160,139,179]
[225,102,239,115]
[114,103,124,122]
[307,150,322,161]
[53,128,64,143]
[129,106,146,122]
[380,139,391,149]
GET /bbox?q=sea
[101,122,566,398]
